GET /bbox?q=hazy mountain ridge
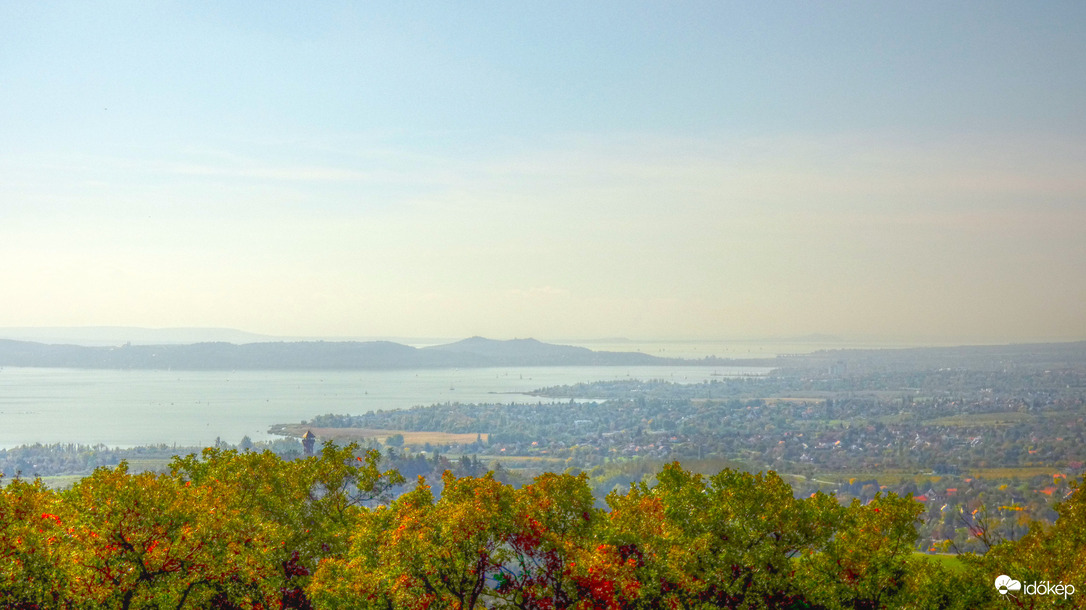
[0,337,683,370]
[780,340,1086,374]
[423,336,666,366]
[3,334,1077,372]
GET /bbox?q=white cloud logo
[995,575,1022,595]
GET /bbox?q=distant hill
[0,337,691,371]
[424,337,666,366]
[774,340,1086,375]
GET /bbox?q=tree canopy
[2,447,1081,608]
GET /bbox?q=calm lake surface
[0,365,771,448]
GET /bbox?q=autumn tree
[62,462,281,609]
[604,463,840,608]
[796,492,928,609]
[494,471,604,609]
[169,442,404,607]
[976,480,1086,608]
[311,471,516,609]
[0,476,70,608]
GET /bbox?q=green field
[915,552,966,573]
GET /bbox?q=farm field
[272,424,487,447]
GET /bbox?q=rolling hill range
[0,336,694,370]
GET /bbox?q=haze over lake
[0,364,769,449]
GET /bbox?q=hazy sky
[2,2,1084,343]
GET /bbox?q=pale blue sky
[2,2,1084,342]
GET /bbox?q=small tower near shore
[302,430,316,457]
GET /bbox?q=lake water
[0,365,770,448]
